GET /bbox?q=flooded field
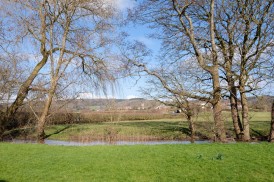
[9,139,211,146]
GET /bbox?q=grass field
[36,111,271,142]
[0,143,273,181]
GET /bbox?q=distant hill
[46,98,166,112]
[247,95,274,111]
[1,95,273,113]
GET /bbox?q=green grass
[41,111,271,142]
[45,120,191,141]
[14,111,271,142]
[0,143,273,181]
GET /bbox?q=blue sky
[117,26,161,99]
[103,27,160,99]
[96,0,162,99]
[4,0,273,100]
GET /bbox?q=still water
[11,139,211,146]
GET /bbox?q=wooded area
[0,0,274,143]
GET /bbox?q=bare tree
[0,55,23,107]
[0,0,120,142]
[128,0,226,141]
[0,44,28,138]
[212,0,274,141]
[139,65,197,142]
[35,1,117,143]
[120,40,214,141]
[128,0,274,141]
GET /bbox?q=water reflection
[10,139,211,146]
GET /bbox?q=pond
[9,139,212,146]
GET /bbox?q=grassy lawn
[0,143,273,181]
[40,111,271,142]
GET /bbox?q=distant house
[154,104,171,113]
[222,99,242,110]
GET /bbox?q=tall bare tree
[129,0,226,141]
[128,0,274,141]
[0,0,120,141]
[34,0,117,142]
[120,39,213,141]
[0,9,28,137]
[213,0,274,141]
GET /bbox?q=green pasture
[42,112,271,142]
[0,143,273,181]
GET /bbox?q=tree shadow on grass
[116,121,210,139]
[195,131,210,140]
[250,128,268,141]
[117,121,185,131]
[179,127,191,136]
[45,125,71,139]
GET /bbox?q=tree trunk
[187,114,195,143]
[0,113,6,140]
[6,55,48,117]
[212,101,226,142]
[269,101,274,142]
[225,66,243,140]
[36,82,56,143]
[229,86,243,139]
[0,55,49,140]
[211,68,226,142]
[239,89,250,141]
[37,117,46,144]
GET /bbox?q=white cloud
[78,92,139,100]
[108,0,136,11]
[126,95,138,99]
[78,92,93,99]
[137,36,155,48]
[78,92,116,99]
[131,35,161,53]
